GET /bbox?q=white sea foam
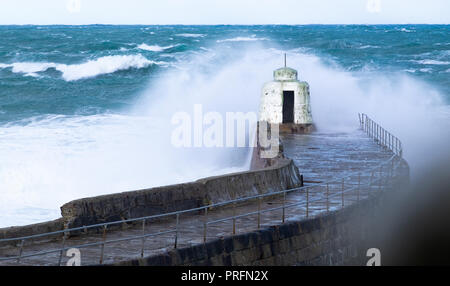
[415,59,450,65]
[176,33,206,38]
[419,68,433,73]
[217,36,268,43]
[0,112,248,227]
[137,43,179,52]
[358,45,379,49]
[0,55,160,81]
[400,28,414,33]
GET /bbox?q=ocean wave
[358,45,380,49]
[137,43,179,52]
[0,62,57,78]
[399,28,415,33]
[0,55,162,81]
[217,36,268,43]
[414,59,450,65]
[176,33,206,38]
[419,68,433,73]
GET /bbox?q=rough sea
[0,25,449,227]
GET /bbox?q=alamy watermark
[66,0,82,13]
[66,248,81,266]
[366,248,381,266]
[366,0,382,13]
[171,104,279,158]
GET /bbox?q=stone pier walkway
[0,129,394,266]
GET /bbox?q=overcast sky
[0,0,449,25]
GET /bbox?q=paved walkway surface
[0,129,394,266]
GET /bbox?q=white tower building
[258,56,313,133]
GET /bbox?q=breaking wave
[0,55,161,81]
[414,59,450,65]
[217,36,268,43]
[176,33,206,38]
[137,43,180,52]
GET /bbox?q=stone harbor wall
[113,192,388,266]
[60,158,302,229]
[0,218,64,244]
[112,159,409,266]
[0,156,302,242]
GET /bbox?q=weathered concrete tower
[259,56,313,133]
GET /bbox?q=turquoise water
[0,25,449,227]
[0,25,448,123]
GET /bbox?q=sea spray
[0,25,449,227]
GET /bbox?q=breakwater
[1,157,301,242]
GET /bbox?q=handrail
[0,114,405,265]
[359,113,403,157]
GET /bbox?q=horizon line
[0,23,449,26]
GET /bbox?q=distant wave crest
[176,33,206,38]
[0,55,162,81]
[414,59,450,65]
[137,43,180,52]
[217,36,268,43]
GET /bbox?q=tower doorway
[282,91,294,123]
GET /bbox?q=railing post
[174,213,180,249]
[370,120,375,138]
[58,231,67,266]
[389,133,392,150]
[364,117,367,132]
[341,178,345,208]
[99,225,107,265]
[326,184,329,213]
[232,200,237,235]
[141,219,146,258]
[357,173,361,202]
[394,137,396,154]
[378,125,381,143]
[374,123,380,141]
[385,130,388,148]
[17,239,25,264]
[282,191,286,223]
[370,121,373,138]
[306,188,309,218]
[257,196,261,229]
[203,208,208,243]
[374,121,376,139]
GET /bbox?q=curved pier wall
[0,156,300,242]
[0,219,64,243]
[113,194,387,266]
[113,159,409,266]
[60,158,302,229]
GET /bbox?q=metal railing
[359,113,403,157]
[0,114,405,265]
